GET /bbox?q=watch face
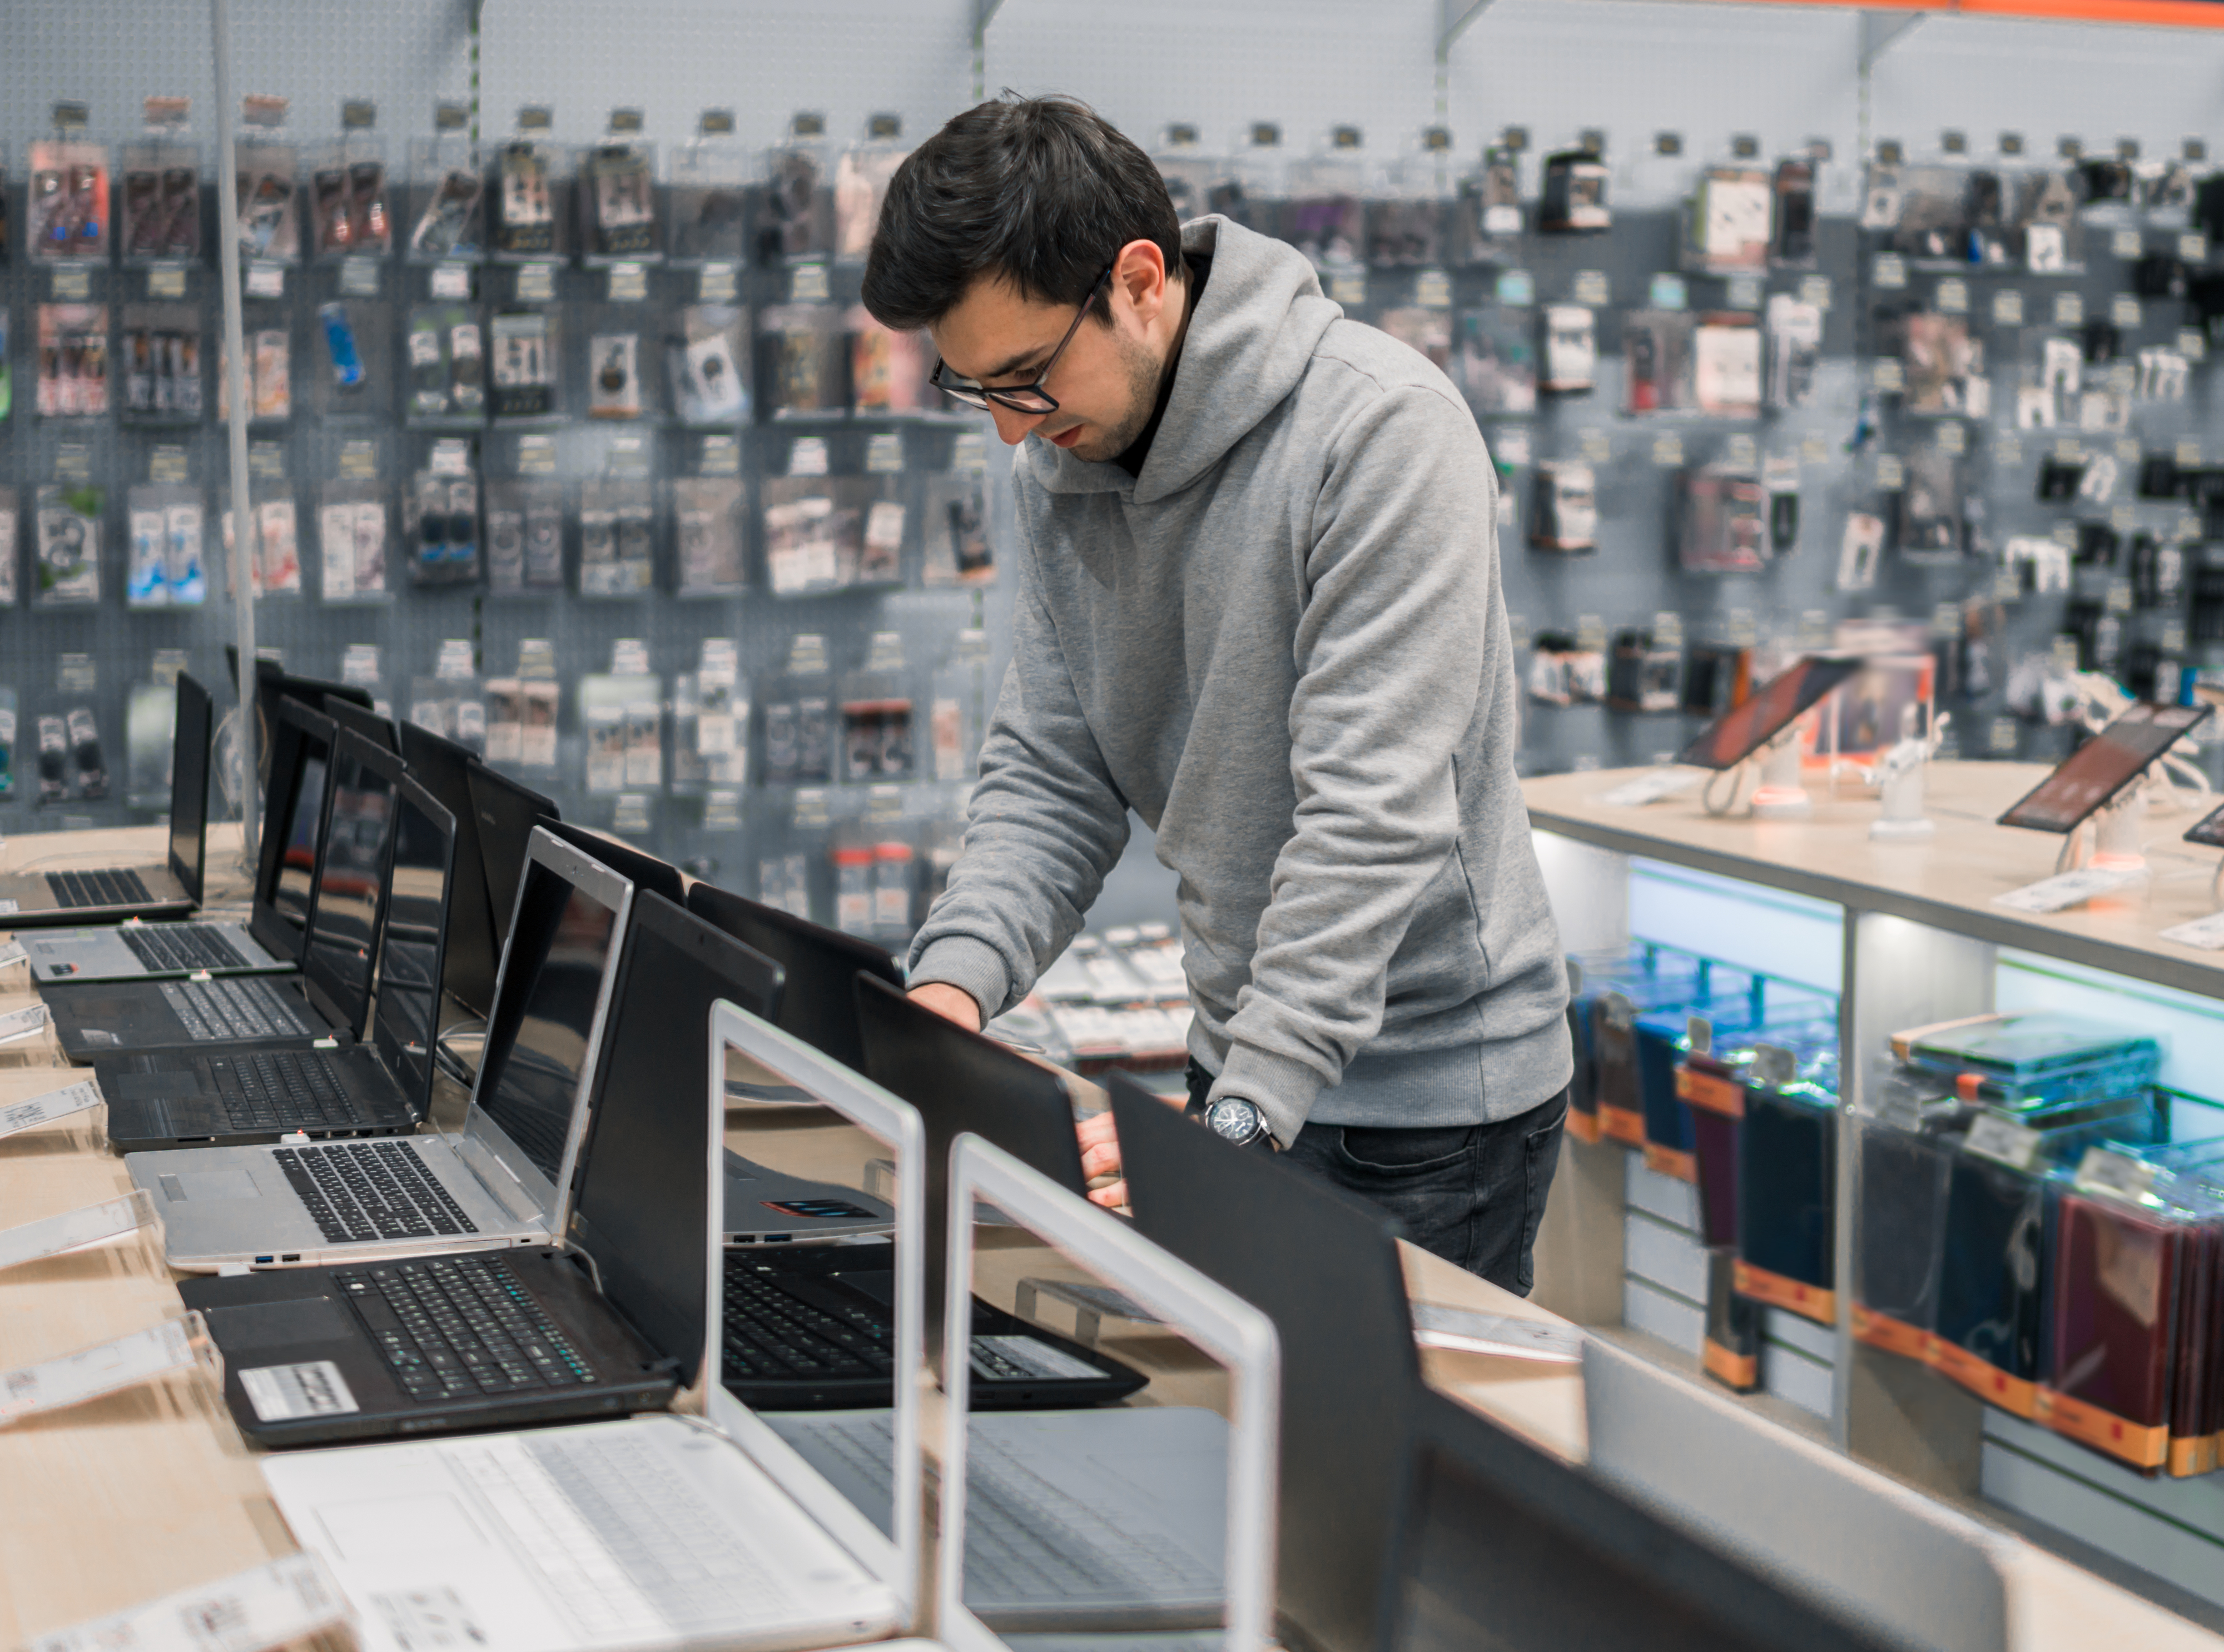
[1207,1098,1260,1143]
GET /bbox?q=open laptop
[127,829,634,1271]
[395,721,503,1030]
[259,994,915,1652]
[178,894,782,1447]
[95,769,455,1152]
[231,650,373,792]
[327,695,399,754]
[43,729,403,1062]
[1581,1337,2010,1652]
[0,671,210,927]
[29,686,302,984]
[1109,1069,1422,1652]
[466,760,563,956]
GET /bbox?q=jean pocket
[1336,1124,1478,1176]
[1517,1093,1571,1293]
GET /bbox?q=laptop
[1581,1337,2010,1652]
[29,687,302,984]
[1109,1069,1422,1652]
[0,671,210,927]
[178,894,783,1447]
[127,829,634,1271]
[94,770,455,1152]
[327,696,399,754]
[465,760,562,954]
[395,721,503,1030]
[43,729,403,1062]
[231,650,373,793]
[259,995,914,1652]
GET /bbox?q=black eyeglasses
[930,260,1114,414]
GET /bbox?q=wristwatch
[1203,1094,1278,1153]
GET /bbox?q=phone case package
[669,305,748,424]
[307,141,390,260]
[122,137,201,262]
[316,485,389,604]
[483,475,565,596]
[1682,1023,1839,1252]
[120,305,204,424]
[1638,985,1831,1183]
[1450,308,1537,417]
[673,476,745,595]
[1590,954,1729,1147]
[1735,1076,1840,1326]
[579,141,658,261]
[848,308,935,416]
[37,303,111,417]
[667,133,749,263]
[494,140,563,260]
[406,306,485,424]
[35,483,102,606]
[1892,1013,2164,1107]
[234,140,300,262]
[1930,1140,2054,1416]
[1852,1080,1968,1362]
[31,138,110,260]
[1704,1245,1764,1392]
[1624,311,1694,415]
[762,304,846,418]
[578,477,656,597]
[921,474,993,586]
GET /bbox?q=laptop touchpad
[159,1167,263,1202]
[115,1071,208,1101]
[207,1297,352,1348]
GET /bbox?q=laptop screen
[166,673,212,899]
[548,823,686,906]
[689,883,902,1073]
[569,895,783,1385]
[474,852,623,1185]
[262,699,335,939]
[325,696,400,753]
[370,778,456,1114]
[465,762,561,959]
[396,721,500,1016]
[301,734,403,1034]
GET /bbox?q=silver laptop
[1583,1338,2012,1652]
[0,671,211,928]
[257,996,911,1652]
[128,829,633,1272]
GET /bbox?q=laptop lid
[547,822,685,907]
[298,730,407,1038]
[1109,1071,1418,1652]
[366,773,457,1121]
[235,653,371,792]
[687,882,901,1074]
[165,672,214,901]
[707,998,927,1624]
[855,972,1089,1348]
[942,1133,1280,1650]
[464,760,562,965]
[459,827,633,1232]
[251,695,337,961]
[325,695,400,754]
[396,720,503,1018]
[566,894,783,1387]
[1581,1338,2009,1652]
[1398,1382,1899,1652]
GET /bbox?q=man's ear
[1111,238,1170,329]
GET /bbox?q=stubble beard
[1065,327,1167,465]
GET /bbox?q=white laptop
[259,996,918,1652]
[128,830,633,1271]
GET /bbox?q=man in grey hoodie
[862,95,1571,1289]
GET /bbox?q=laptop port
[281,1253,299,1262]
[254,1255,274,1263]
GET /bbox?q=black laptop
[712,970,1141,1413]
[326,695,400,755]
[464,761,563,942]
[232,651,374,794]
[175,892,766,1447]
[94,772,456,1153]
[0,672,211,927]
[44,730,404,1062]
[394,721,501,1029]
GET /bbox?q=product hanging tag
[1963,1113,2042,1172]
[1410,1303,1583,1363]
[2159,909,2224,950]
[0,1316,203,1425]
[2074,1146,2158,1204]
[0,1003,53,1045]
[0,1078,101,1141]
[28,1553,351,1652]
[1993,866,2141,913]
[0,1188,155,1274]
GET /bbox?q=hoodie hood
[1019,216,1342,505]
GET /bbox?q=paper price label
[606,261,648,302]
[1798,275,1832,310]
[1329,272,1367,306]
[2111,227,2144,260]
[1937,277,1969,315]
[2053,291,2084,327]
[1597,769,1700,808]
[698,262,738,303]
[1993,867,2139,913]
[0,1002,52,1045]
[1992,289,2024,327]
[1411,1303,1583,1363]
[0,1191,152,1273]
[515,263,556,302]
[0,941,24,972]
[29,1553,350,1652]
[1414,269,1452,309]
[430,261,472,300]
[0,1079,101,1141]
[2074,1146,2158,1204]
[1572,270,1611,306]
[792,788,830,829]
[790,261,829,302]
[2160,909,2224,950]
[1725,273,1763,311]
[610,638,650,677]
[1963,1113,2042,1171]
[1650,434,1685,467]
[0,1317,198,1425]
[2111,294,2142,329]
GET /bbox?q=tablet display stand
[1871,705,1948,842]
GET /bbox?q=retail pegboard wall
[476,0,975,150]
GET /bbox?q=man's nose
[989,402,1043,446]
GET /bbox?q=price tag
[1937,423,1966,455]
[0,1190,154,1274]
[1578,429,1612,462]
[1798,274,1832,310]
[1994,567,2023,602]
[515,432,557,476]
[1650,434,1685,468]
[1414,269,1452,309]
[2106,580,2133,613]
[0,1079,101,1141]
[515,262,557,303]
[1329,272,1367,306]
[2181,232,2209,262]
[607,261,648,302]
[1873,253,1908,290]
[1963,1113,2042,1171]
[2112,228,2144,260]
[2074,1146,2158,1203]
[1572,270,1611,306]
[1993,866,2141,913]
[28,1552,350,1652]
[1648,272,1688,311]
[1724,433,1757,469]
[790,262,830,302]
[0,1003,52,1045]
[339,257,380,297]
[435,638,476,680]
[1989,717,2020,754]
[245,262,285,299]
[2053,291,2084,327]
[1873,360,1905,393]
[2163,620,2190,652]
[52,266,92,301]
[147,266,186,300]
[430,261,472,300]
[0,1317,201,1425]
[426,437,471,477]
[610,638,650,676]
[1495,270,1535,306]
[1598,769,1700,808]
[1992,288,2024,327]
[2111,294,2142,329]
[1937,277,1969,315]
[1724,273,1763,311]
[792,788,831,829]
[1877,454,1905,490]
[0,942,22,972]
[698,262,738,303]
[1409,1303,1583,1363]
[2161,909,2224,949]
[613,794,653,836]
[703,790,742,832]
[866,784,905,823]
[149,445,191,484]
[788,436,831,477]
[1801,436,1830,464]
[952,431,989,472]
[1995,435,2024,467]
[865,432,905,474]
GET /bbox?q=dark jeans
[1185,1060,1569,1294]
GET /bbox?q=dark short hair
[861,93,1182,332]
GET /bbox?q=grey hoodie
[910,215,1570,1143]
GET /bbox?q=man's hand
[907,981,983,1032]
[1075,1088,1189,1211]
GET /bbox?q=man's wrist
[1199,1092,1279,1152]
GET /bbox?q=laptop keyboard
[120,923,248,973]
[722,1265,895,1383]
[446,1431,797,1636]
[335,1255,594,1404]
[209,1051,356,1131]
[49,867,155,908]
[271,1140,478,1243]
[158,977,317,1042]
[800,1411,1220,1601]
